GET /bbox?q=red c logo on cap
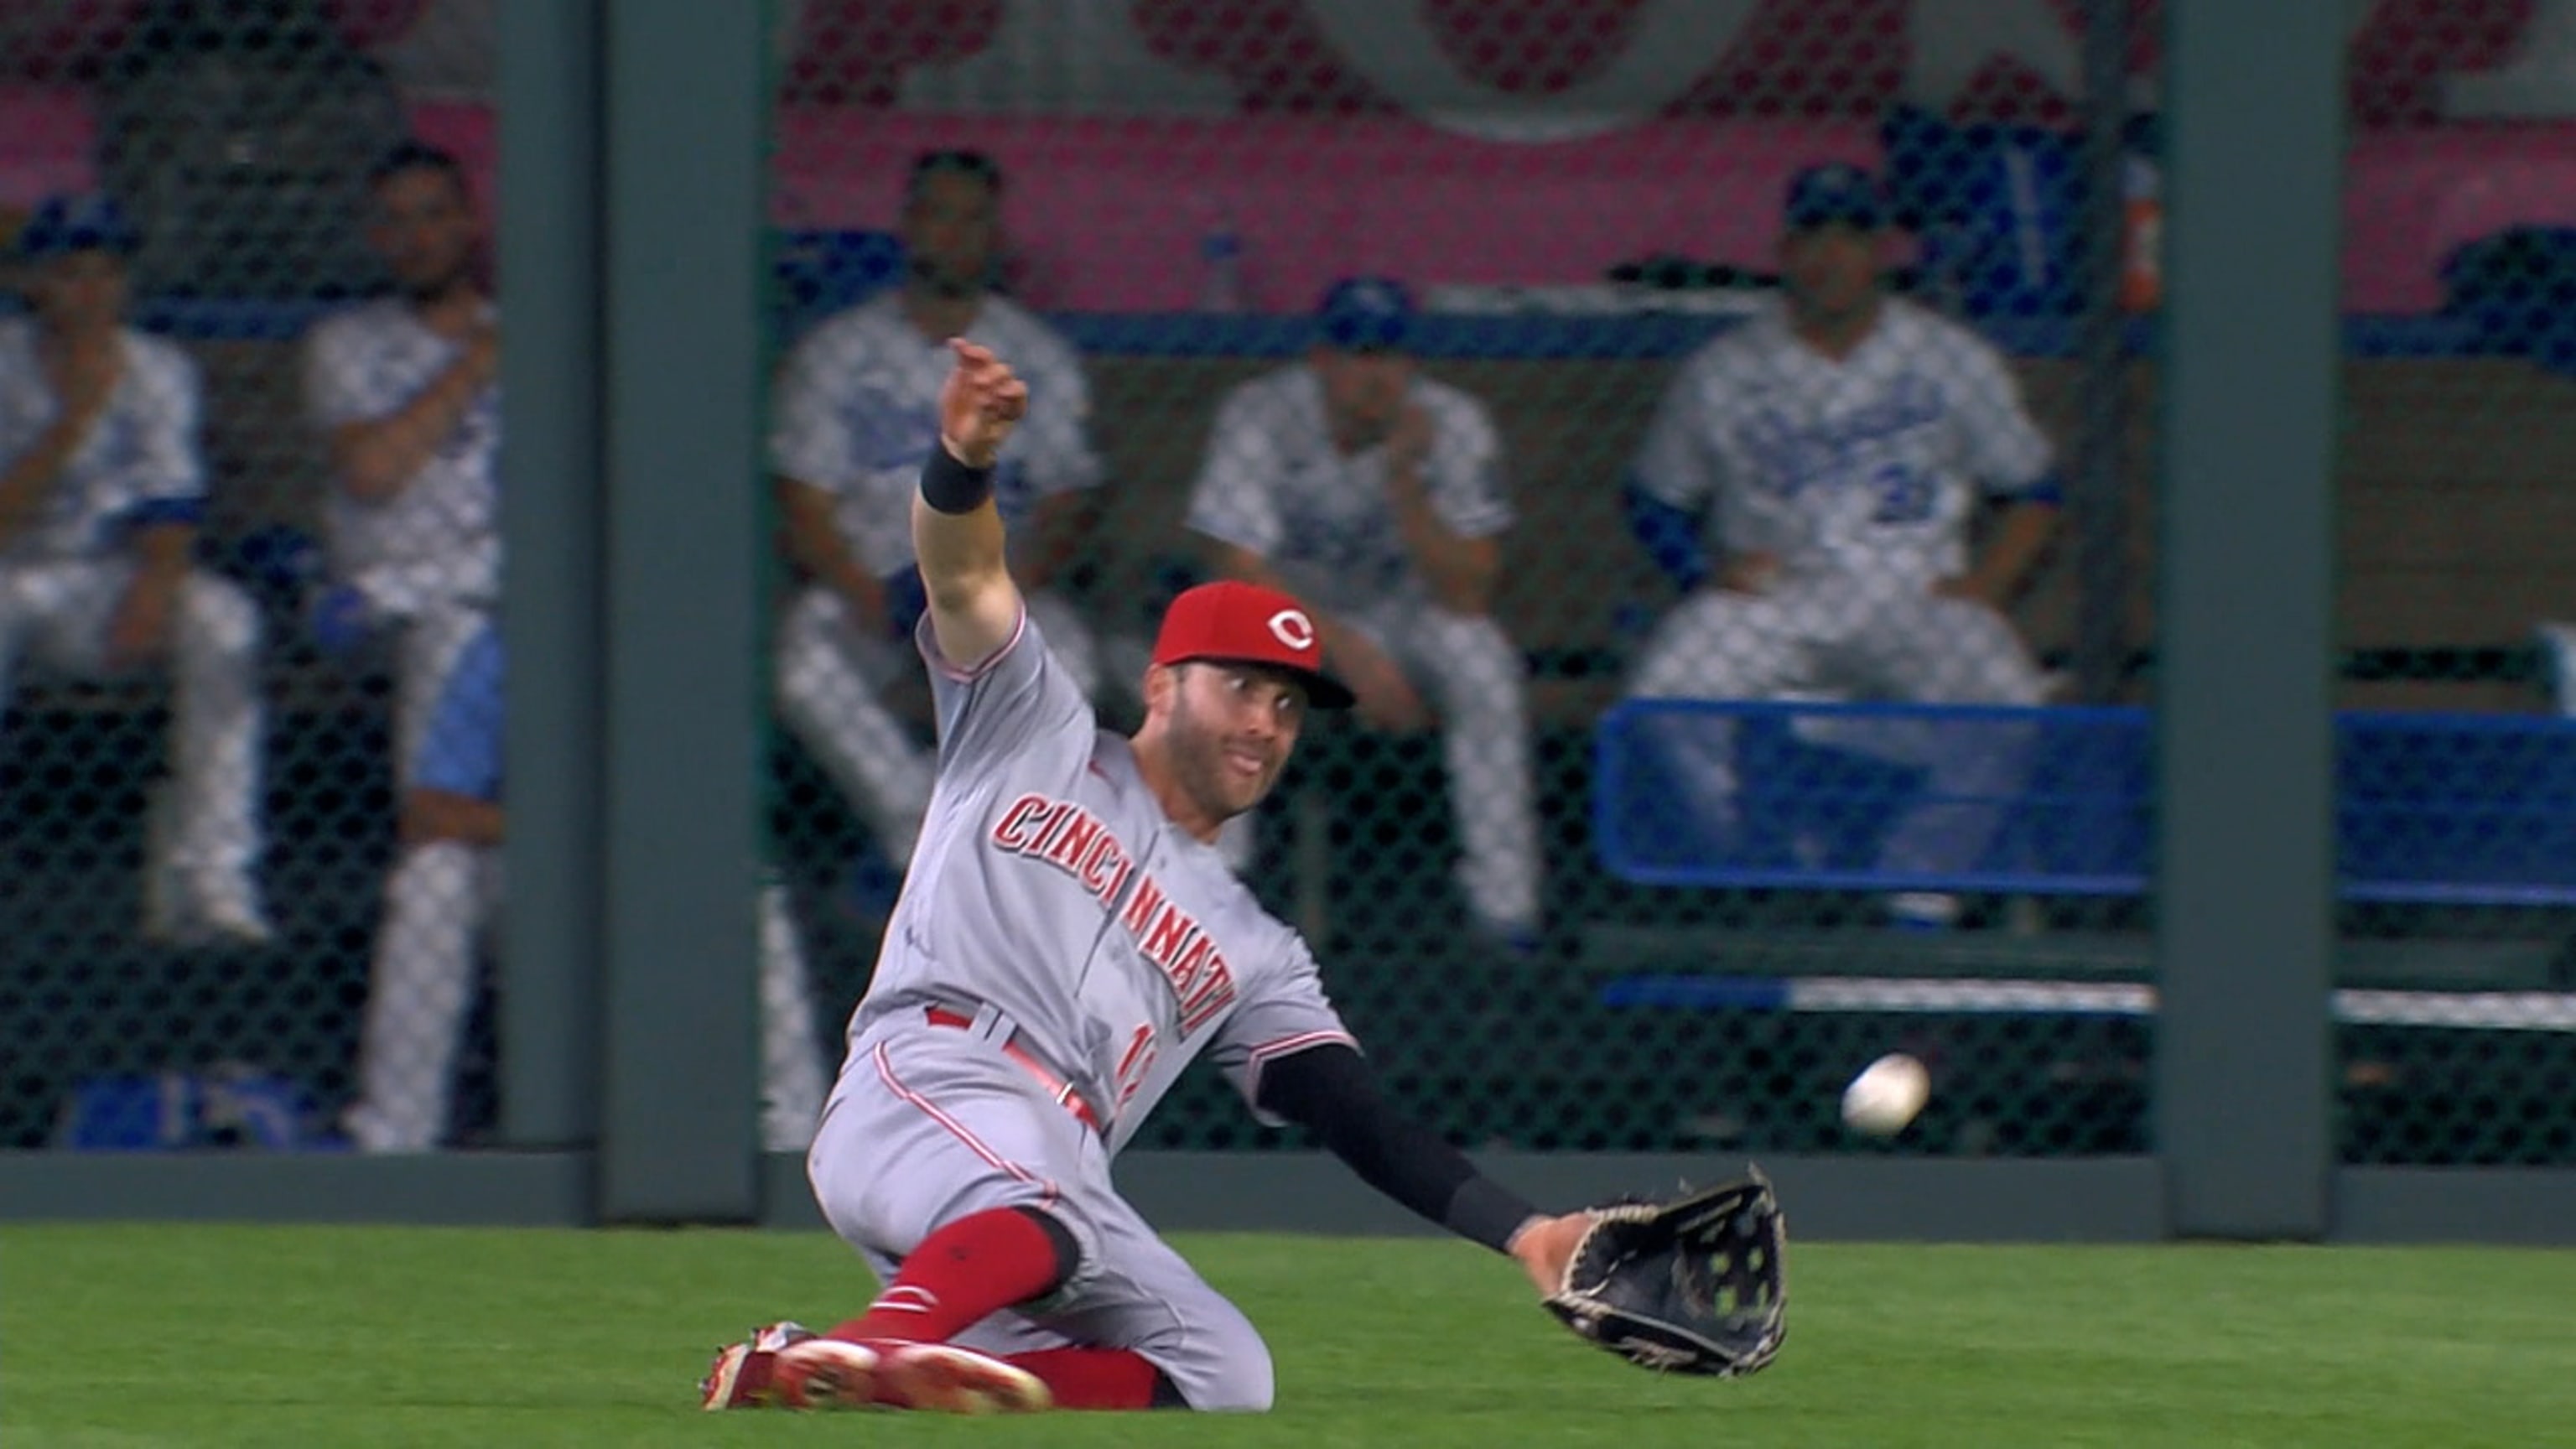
[1268,609,1317,653]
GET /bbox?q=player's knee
[1997,672,2048,708]
[1205,1338,1275,1412]
[1423,613,1524,693]
[1625,637,1700,700]
[0,570,34,632]
[387,840,480,912]
[175,574,261,659]
[1141,1301,1274,1411]
[1172,1341,1274,1412]
[1195,1364,1274,1412]
[1930,652,2044,708]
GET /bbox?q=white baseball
[1841,1053,1930,1136]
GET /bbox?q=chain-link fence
[4,1,2573,1171]
[2333,0,2576,1167]
[1,0,496,1155]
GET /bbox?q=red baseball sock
[1003,1348,1166,1410]
[829,1207,1070,1345]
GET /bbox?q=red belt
[924,1006,1103,1132]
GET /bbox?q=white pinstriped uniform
[806,610,1352,1411]
[1185,365,1540,934]
[1623,297,2056,882]
[0,319,266,896]
[769,291,1109,867]
[304,297,499,782]
[1625,296,2053,705]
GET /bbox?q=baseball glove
[1542,1168,1787,1377]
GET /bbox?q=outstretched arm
[1257,1041,1590,1293]
[914,338,1030,668]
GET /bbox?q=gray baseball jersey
[847,607,1355,1154]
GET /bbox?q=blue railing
[1595,699,2576,906]
[101,302,2491,361]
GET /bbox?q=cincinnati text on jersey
[989,792,1239,1034]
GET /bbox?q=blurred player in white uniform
[0,195,270,946]
[303,141,497,782]
[343,621,828,1153]
[1187,278,1541,947]
[771,148,1115,877]
[701,340,1592,1415]
[1622,165,2062,928]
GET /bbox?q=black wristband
[1442,1174,1543,1256]
[920,443,995,514]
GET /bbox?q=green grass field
[3,1225,2569,1446]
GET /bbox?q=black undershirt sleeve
[1254,1042,1540,1254]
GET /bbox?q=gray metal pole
[2070,0,2132,703]
[495,0,604,1150]
[2153,0,2346,1239]
[596,0,769,1221]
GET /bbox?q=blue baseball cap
[18,194,141,260]
[1784,164,1886,231]
[1315,275,1415,351]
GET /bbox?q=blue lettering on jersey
[1839,375,1945,447]
[1736,373,1946,505]
[1738,407,1833,496]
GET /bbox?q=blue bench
[1594,699,2576,908]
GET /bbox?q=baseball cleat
[870,1341,1053,1414]
[698,1321,816,1409]
[767,1337,1053,1414]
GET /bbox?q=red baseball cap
[1152,581,1355,709]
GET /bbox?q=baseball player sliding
[701,340,1594,1414]
[1623,164,2062,927]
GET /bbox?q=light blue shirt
[413,626,504,802]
